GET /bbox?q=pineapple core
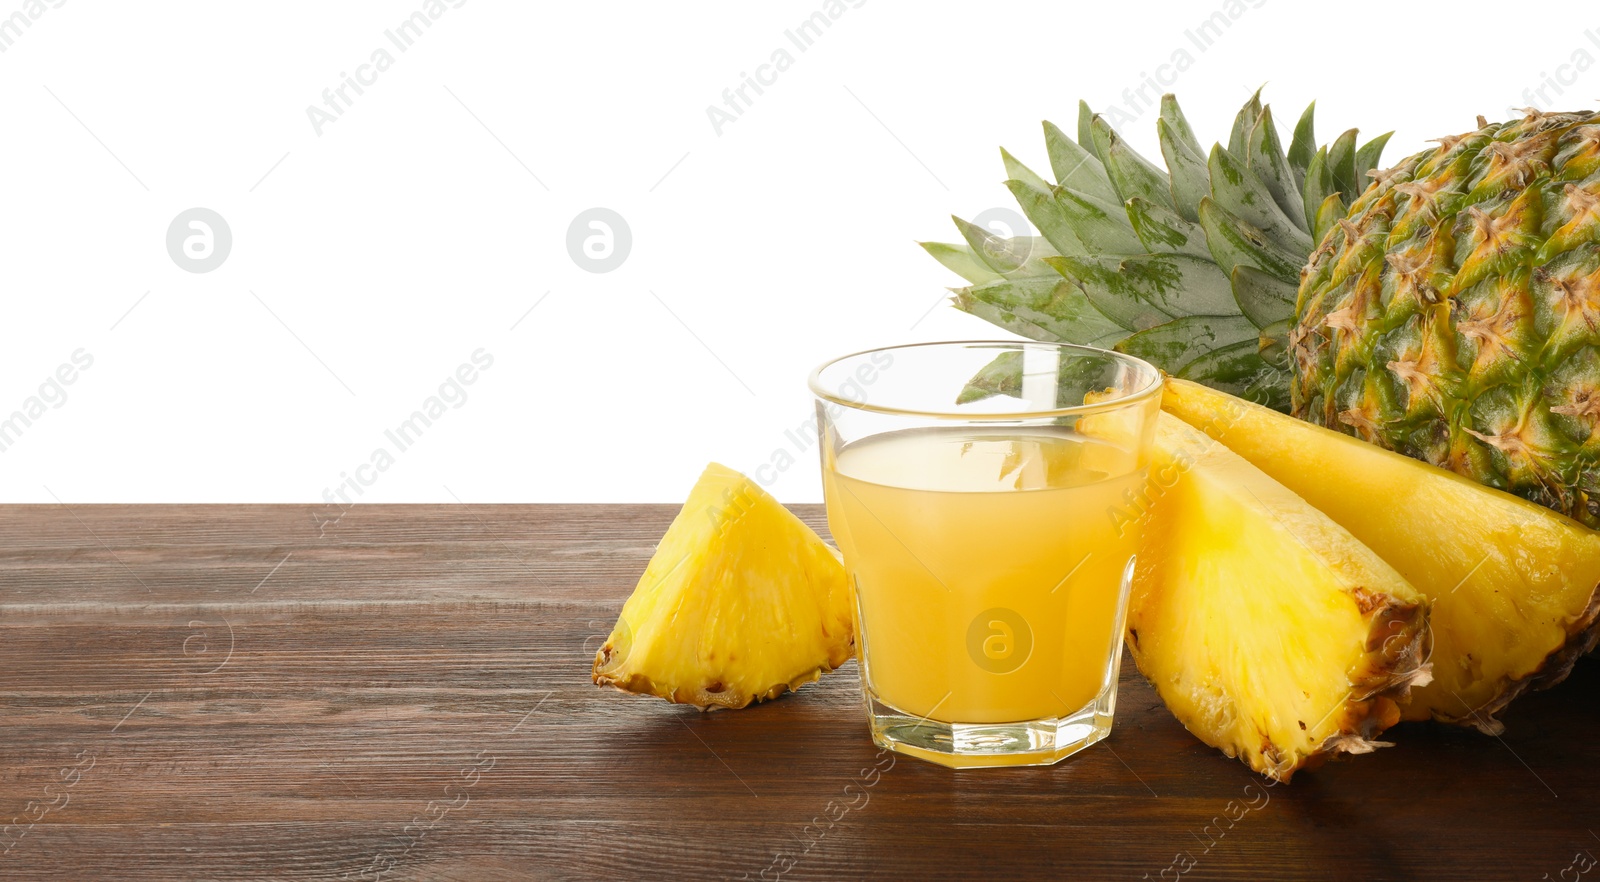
[593,463,854,710]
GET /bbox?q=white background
[2,0,1595,503]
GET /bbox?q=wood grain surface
[1,503,1597,881]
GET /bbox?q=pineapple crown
[922,91,1390,410]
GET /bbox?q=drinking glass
[810,341,1161,768]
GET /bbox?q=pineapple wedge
[1128,414,1431,781]
[1163,378,1600,731]
[593,463,854,710]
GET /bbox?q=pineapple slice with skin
[593,463,854,710]
[1127,414,1431,781]
[1162,378,1600,732]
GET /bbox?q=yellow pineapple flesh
[1162,378,1600,731]
[593,463,854,710]
[1127,414,1430,781]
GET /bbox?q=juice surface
[824,427,1143,724]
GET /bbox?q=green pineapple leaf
[1257,318,1293,368]
[1077,100,1099,161]
[1126,197,1210,259]
[1246,105,1307,232]
[1198,197,1305,285]
[1115,315,1258,375]
[952,216,1047,276]
[1042,120,1118,204]
[1047,255,1169,331]
[954,276,1124,344]
[1228,88,1265,157]
[920,240,1002,285]
[1327,128,1361,208]
[1287,101,1317,185]
[1091,115,1177,212]
[1159,94,1205,156]
[956,350,1022,404]
[953,296,1056,344]
[1302,146,1335,233]
[1004,178,1089,259]
[1311,192,1346,245]
[1177,339,1289,410]
[1230,264,1298,329]
[1353,132,1394,190]
[1001,147,1054,195]
[1030,183,1145,257]
[1158,117,1211,223]
[1053,253,1238,322]
[1207,144,1313,256]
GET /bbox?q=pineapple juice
[824,426,1143,725]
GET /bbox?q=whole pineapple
[927,95,1600,526]
[1293,109,1600,528]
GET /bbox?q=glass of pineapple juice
[810,341,1161,768]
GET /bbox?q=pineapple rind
[592,463,854,711]
[1129,414,1430,782]
[1293,109,1600,530]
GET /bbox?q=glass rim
[807,340,1163,420]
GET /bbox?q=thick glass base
[863,685,1117,769]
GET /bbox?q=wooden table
[2,504,1597,881]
